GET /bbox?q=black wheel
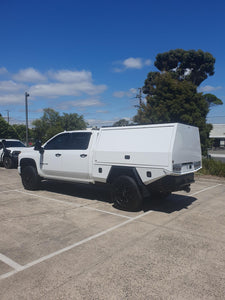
[21,165,40,190]
[112,175,143,211]
[3,157,13,169]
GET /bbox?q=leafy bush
[198,158,225,177]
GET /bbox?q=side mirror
[34,140,44,154]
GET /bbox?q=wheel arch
[107,166,143,186]
[20,158,37,170]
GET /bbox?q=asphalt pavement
[0,168,225,299]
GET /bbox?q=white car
[0,139,26,169]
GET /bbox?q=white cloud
[49,70,92,83]
[0,67,107,110]
[113,57,152,72]
[0,80,27,92]
[113,91,126,98]
[27,69,106,98]
[0,94,25,104]
[0,67,8,75]
[123,57,143,69]
[29,82,106,98]
[144,59,152,66]
[58,99,103,110]
[96,110,109,114]
[198,85,222,93]
[13,68,46,83]
[113,88,137,98]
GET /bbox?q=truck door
[60,132,92,181]
[41,132,69,177]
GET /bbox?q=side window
[0,142,2,150]
[44,133,69,150]
[68,132,92,150]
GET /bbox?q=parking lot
[0,168,225,299]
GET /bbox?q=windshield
[3,141,26,148]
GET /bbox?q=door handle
[55,153,62,157]
[80,154,87,158]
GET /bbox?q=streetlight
[25,92,30,146]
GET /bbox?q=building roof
[210,124,225,138]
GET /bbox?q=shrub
[198,158,225,177]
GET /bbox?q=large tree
[12,124,33,142]
[134,49,222,154]
[154,49,215,86]
[32,108,87,143]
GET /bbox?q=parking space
[0,169,225,299]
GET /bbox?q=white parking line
[0,183,222,280]
[0,253,23,271]
[14,189,132,219]
[84,206,132,219]
[14,189,81,207]
[190,184,222,196]
[196,179,225,185]
[1,189,23,193]
[0,209,153,280]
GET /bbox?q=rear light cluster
[173,161,201,173]
[194,161,201,169]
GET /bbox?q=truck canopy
[94,123,201,172]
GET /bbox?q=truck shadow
[40,180,197,214]
[40,180,113,203]
[143,194,197,213]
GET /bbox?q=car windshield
[4,141,25,147]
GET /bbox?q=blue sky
[0,0,225,127]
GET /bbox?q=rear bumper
[147,173,194,193]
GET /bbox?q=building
[210,124,225,148]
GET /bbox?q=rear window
[68,132,92,150]
[3,141,25,148]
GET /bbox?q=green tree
[32,108,87,143]
[12,124,33,143]
[134,49,221,155]
[202,93,223,109]
[32,108,62,142]
[0,115,19,139]
[113,119,130,127]
[61,113,88,131]
[154,49,215,86]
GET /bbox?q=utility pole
[25,92,30,146]
[135,88,143,106]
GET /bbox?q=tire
[112,175,143,211]
[21,165,40,190]
[3,157,13,169]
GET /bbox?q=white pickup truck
[18,123,201,210]
[0,139,26,169]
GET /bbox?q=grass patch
[197,158,225,177]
